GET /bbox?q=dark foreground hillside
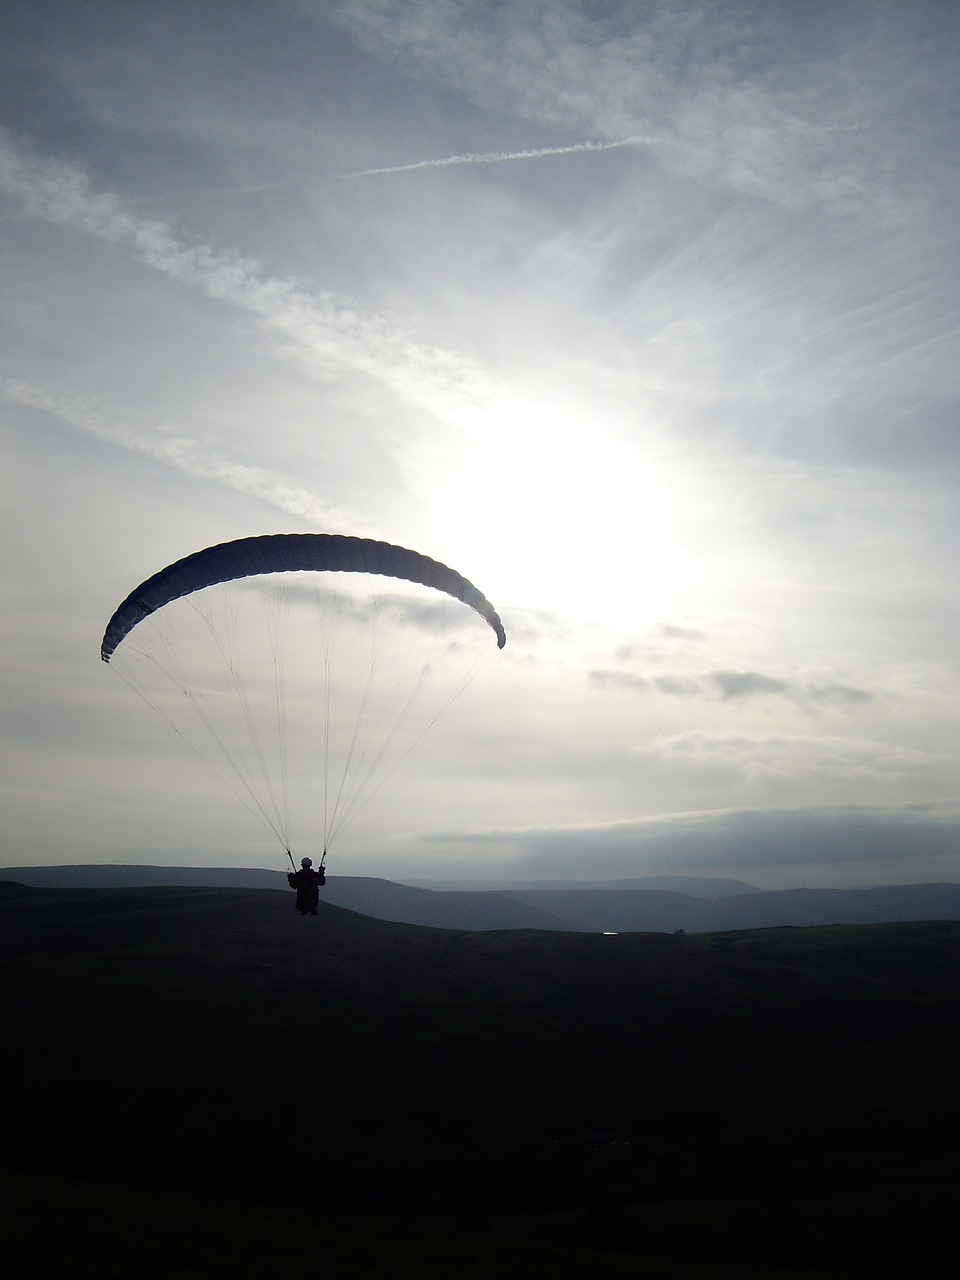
[2,882,959,1278]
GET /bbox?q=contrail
[340,135,656,179]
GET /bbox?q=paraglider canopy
[101,533,506,662]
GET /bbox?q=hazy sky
[2,0,958,887]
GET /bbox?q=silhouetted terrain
[6,863,960,932]
[2,881,959,1276]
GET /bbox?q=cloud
[589,670,651,694]
[612,627,710,665]
[711,671,872,707]
[3,379,364,532]
[0,130,498,432]
[652,623,709,643]
[428,801,960,883]
[589,667,873,709]
[319,2,960,473]
[711,671,790,700]
[340,135,657,179]
[320,0,897,210]
[645,730,942,787]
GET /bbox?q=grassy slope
[2,883,959,1277]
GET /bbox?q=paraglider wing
[100,534,506,661]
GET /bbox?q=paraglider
[101,534,506,888]
[287,856,325,916]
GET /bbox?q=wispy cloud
[340,135,656,179]
[427,801,960,879]
[589,668,873,710]
[323,1,884,209]
[3,379,364,531]
[645,730,939,787]
[0,130,497,432]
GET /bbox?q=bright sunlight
[431,395,696,636]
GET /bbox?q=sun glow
[430,398,695,637]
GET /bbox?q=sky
[2,0,958,889]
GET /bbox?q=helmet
[301,857,313,868]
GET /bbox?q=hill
[3,883,960,1276]
[5,863,960,932]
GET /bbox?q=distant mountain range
[4,863,960,933]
